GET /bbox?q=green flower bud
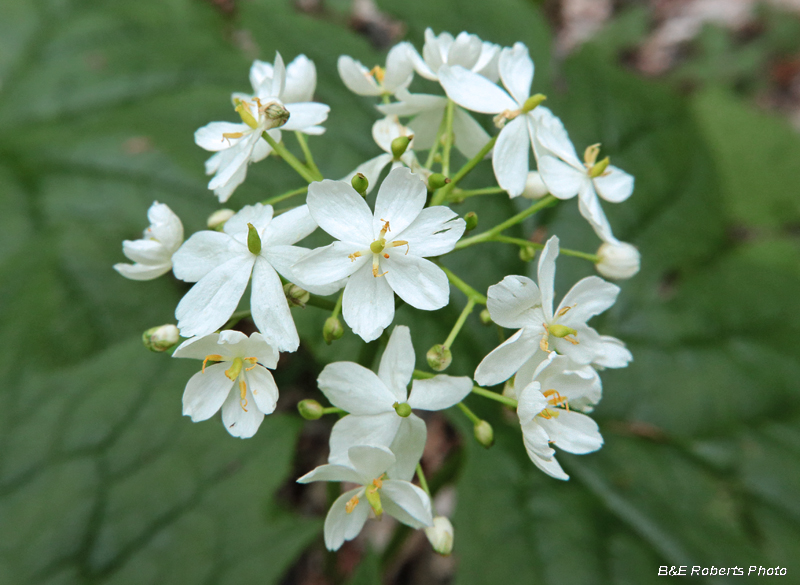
[522,93,547,113]
[323,316,344,345]
[393,401,412,417]
[247,222,261,255]
[479,308,493,325]
[207,208,235,230]
[549,323,577,338]
[263,102,291,129]
[142,324,180,352]
[351,172,369,197]
[428,173,450,190]
[427,344,452,372]
[283,283,310,308]
[391,135,412,159]
[519,245,536,262]
[464,211,478,232]
[297,399,323,420]
[474,420,494,448]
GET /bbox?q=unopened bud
[207,208,235,230]
[522,93,546,112]
[521,171,549,199]
[323,316,344,344]
[297,399,323,420]
[351,172,369,197]
[425,516,454,556]
[428,173,450,190]
[263,102,290,129]
[479,308,492,325]
[474,420,494,448]
[549,324,577,338]
[247,223,261,255]
[426,344,452,372]
[595,241,640,280]
[464,212,478,232]
[283,283,310,308]
[393,402,412,417]
[519,245,536,262]
[391,135,412,159]
[142,324,180,352]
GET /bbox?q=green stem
[448,186,506,201]
[441,99,455,177]
[222,309,251,329]
[322,406,346,416]
[262,186,307,206]
[457,401,481,425]
[294,131,323,180]
[305,294,336,311]
[471,386,518,408]
[331,291,343,318]
[425,107,450,169]
[430,135,497,206]
[493,235,600,262]
[441,266,487,304]
[443,298,475,350]
[262,131,317,184]
[416,463,431,498]
[454,195,557,250]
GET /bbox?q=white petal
[264,244,342,295]
[249,59,273,93]
[473,327,541,386]
[211,162,248,204]
[377,325,415,402]
[297,463,364,485]
[537,154,584,200]
[175,255,254,338]
[324,488,370,551]
[408,375,473,411]
[531,107,582,167]
[328,413,402,466]
[291,241,368,285]
[535,355,602,407]
[250,257,299,352]
[244,365,279,415]
[317,362,396,414]
[558,276,620,327]
[338,56,381,96]
[382,480,433,528]
[492,116,530,197]
[173,333,223,360]
[475,42,501,81]
[383,42,415,92]
[220,384,264,438]
[374,167,427,238]
[342,154,393,194]
[121,239,168,265]
[591,334,633,369]
[307,179,374,244]
[486,275,542,329]
[499,42,533,106]
[207,137,256,191]
[516,381,548,425]
[342,264,395,342]
[593,165,634,203]
[261,204,317,247]
[452,107,491,159]
[182,364,234,422]
[522,421,569,480]
[447,32,482,69]
[406,107,444,151]
[388,414,427,481]
[146,201,183,250]
[538,410,603,454]
[578,181,618,243]
[408,44,438,80]
[270,52,286,99]
[283,102,330,132]
[372,116,411,154]
[537,236,559,322]
[391,207,465,258]
[114,262,171,281]
[377,89,446,117]
[195,122,250,152]
[283,54,317,104]
[347,444,397,481]
[172,231,240,283]
[383,254,449,311]
[438,65,517,114]
[223,202,274,240]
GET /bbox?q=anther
[202,354,223,373]
[345,495,360,514]
[389,240,409,254]
[239,379,248,412]
[348,251,363,262]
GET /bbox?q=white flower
[521,171,549,200]
[438,42,549,197]
[425,516,454,556]
[534,108,634,243]
[342,116,430,193]
[114,201,183,280]
[595,241,640,280]
[475,236,631,386]
[298,444,433,551]
[293,168,466,342]
[338,43,415,97]
[516,353,604,480]
[172,203,335,351]
[317,326,473,480]
[408,28,500,82]
[173,331,280,438]
[195,53,330,202]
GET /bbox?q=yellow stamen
[538,408,559,420]
[348,251,363,262]
[372,475,384,489]
[221,132,244,144]
[383,253,390,259]
[345,495,360,514]
[540,323,550,352]
[493,109,521,128]
[239,379,248,411]
[243,357,258,371]
[372,255,387,278]
[379,219,391,238]
[557,305,575,317]
[543,389,570,411]
[369,65,386,84]
[389,240,409,255]
[202,354,223,373]
[583,143,601,167]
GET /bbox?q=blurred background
[2,0,800,583]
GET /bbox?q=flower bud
[351,172,369,197]
[391,135,412,159]
[425,516,454,556]
[427,173,450,190]
[207,208,235,230]
[142,324,180,352]
[595,241,640,280]
[479,308,493,325]
[522,93,547,113]
[521,171,549,200]
[247,222,261,255]
[426,344,452,372]
[283,283,310,308]
[464,212,478,232]
[297,399,323,420]
[393,402,412,417]
[323,316,344,344]
[519,245,536,262]
[474,420,494,448]
[263,102,290,129]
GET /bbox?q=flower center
[202,355,258,411]
[348,220,409,277]
[583,144,610,178]
[345,474,386,516]
[493,94,546,128]
[537,389,570,420]
[539,321,579,352]
[369,65,386,84]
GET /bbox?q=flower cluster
[115,28,641,554]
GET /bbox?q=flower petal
[328,413,402,467]
[438,65,517,114]
[392,207,465,257]
[377,325,415,402]
[297,464,364,485]
[492,116,530,197]
[388,414,427,481]
[383,42,415,92]
[372,116,411,154]
[516,381,548,425]
[324,488,370,551]
[452,106,491,159]
[558,276,620,326]
[408,375,473,411]
[474,327,541,386]
[521,421,569,480]
[383,254,449,311]
[577,181,618,243]
[261,204,317,247]
[250,257,298,352]
[499,42,533,106]
[182,363,234,422]
[270,52,286,99]
[374,167,427,238]
[172,231,240,283]
[307,179,374,244]
[338,56,381,96]
[538,410,603,454]
[532,107,582,167]
[537,236,559,322]
[406,107,444,151]
[114,261,171,281]
[347,444,397,482]
[486,275,542,329]
[447,32,482,69]
[591,334,633,369]
[317,362,396,414]
[536,154,584,200]
[283,102,330,132]
[249,59,273,93]
[593,165,634,203]
[244,365,279,415]
[382,480,433,528]
[291,241,368,285]
[223,202,274,241]
[220,383,264,438]
[342,264,395,342]
[282,54,316,104]
[377,89,446,117]
[194,122,250,152]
